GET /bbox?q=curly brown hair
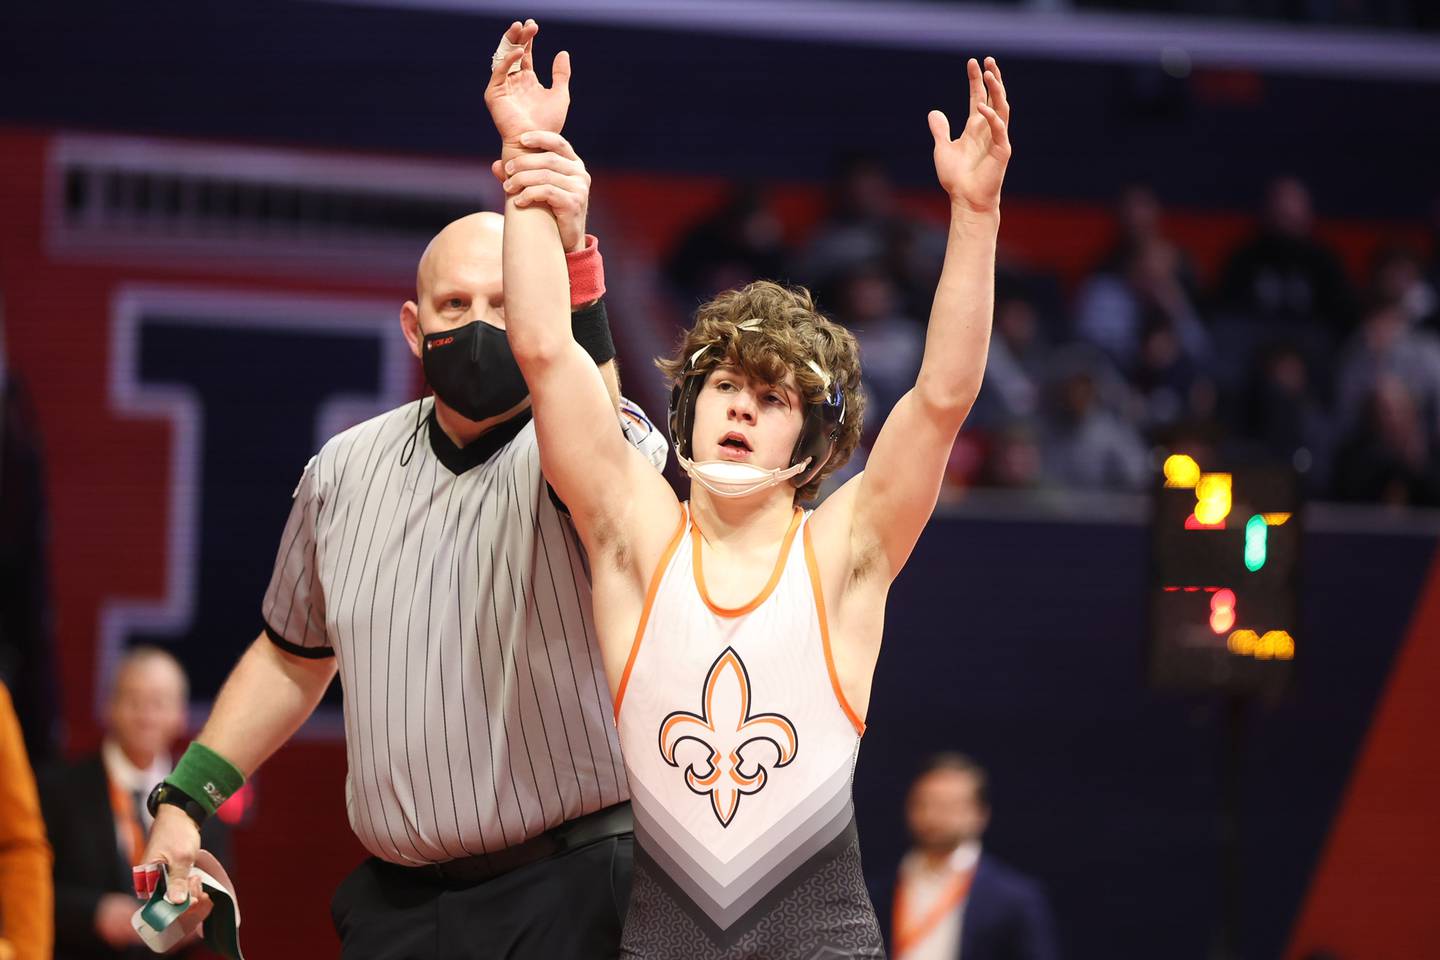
[656,280,866,501]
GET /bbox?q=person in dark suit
[39,647,230,960]
[881,753,1059,960]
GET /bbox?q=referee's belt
[417,802,633,885]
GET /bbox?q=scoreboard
[1149,455,1300,697]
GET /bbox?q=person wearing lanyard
[891,754,1058,960]
[40,647,231,959]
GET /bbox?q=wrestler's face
[692,364,804,470]
[906,768,989,853]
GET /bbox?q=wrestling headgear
[667,319,847,495]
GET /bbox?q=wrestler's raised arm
[484,21,681,588]
[815,56,1012,583]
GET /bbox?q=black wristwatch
[147,782,207,828]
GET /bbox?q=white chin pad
[678,454,811,498]
[696,460,770,482]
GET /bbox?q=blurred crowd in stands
[662,160,1440,506]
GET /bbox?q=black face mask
[421,321,529,423]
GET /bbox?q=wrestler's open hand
[929,56,1012,214]
[491,131,591,252]
[484,19,571,155]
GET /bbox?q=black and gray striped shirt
[262,398,637,864]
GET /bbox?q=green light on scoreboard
[1245,514,1267,572]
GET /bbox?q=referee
[140,133,663,958]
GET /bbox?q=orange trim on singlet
[891,865,976,958]
[690,506,803,617]
[803,520,866,736]
[613,506,690,720]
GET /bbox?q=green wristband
[166,743,246,817]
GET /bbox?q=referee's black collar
[427,405,533,475]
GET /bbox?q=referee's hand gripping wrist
[138,806,201,905]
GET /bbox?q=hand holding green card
[131,850,245,959]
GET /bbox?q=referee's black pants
[331,834,634,960]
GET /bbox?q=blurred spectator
[0,305,60,766]
[1367,243,1438,331]
[39,647,231,960]
[1132,314,1219,433]
[1332,375,1440,506]
[0,678,52,960]
[1075,237,1211,378]
[881,753,1058,960]
[1040,348,1150,491]
[1239,340,1334,490]
[795,153,946,319]
[1096,185,1201,297]
[826,261,925,423]
[1427,194,1440,332]
[978,421,1045,490]
[1132,318,1194,423]
[995,254,1068,345]
[1217,176,1356,338]
[664,183,789,305]
[972,296,1050,429]
[1335,299,1440,441]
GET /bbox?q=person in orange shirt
[0,678,53,960]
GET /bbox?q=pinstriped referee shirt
[262,398,637,865]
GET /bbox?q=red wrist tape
[566,235,606,307]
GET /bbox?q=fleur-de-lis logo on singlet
[658,647,799,828]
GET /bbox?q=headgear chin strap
[676,454,812,499]
[667,322,846,495]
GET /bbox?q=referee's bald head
[404,212,508,352]
[416,213,504,303]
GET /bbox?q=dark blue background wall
[860,514,1435,957]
